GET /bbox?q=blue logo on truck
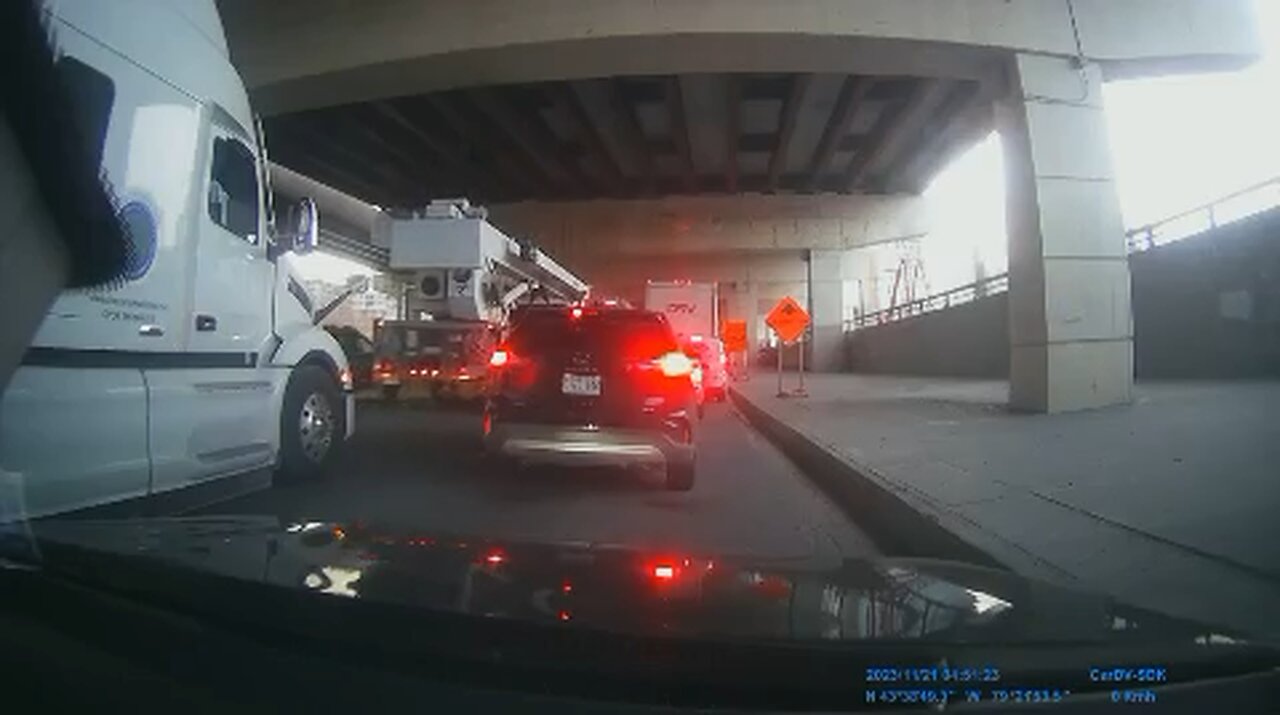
[117,201,157,281]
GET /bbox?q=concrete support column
[809,249,846,371]
[997,54,1132,412]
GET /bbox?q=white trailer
[644,281,719,342]
[0,0,351,519]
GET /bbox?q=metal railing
[1125,176,1280,253]
[846,176,1280,332]
[846,272,1008,330]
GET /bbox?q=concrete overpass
[236,0,1262,412]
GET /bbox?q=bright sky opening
[922,0,1278,291]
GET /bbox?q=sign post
[796,332,807,397]
[776,336,784,396]
[764,296,811,399]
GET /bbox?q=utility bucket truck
[373,200,587,403]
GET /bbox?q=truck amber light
[489,349,510,367]
[655,352,693,377]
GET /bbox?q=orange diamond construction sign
[765,296,809,343]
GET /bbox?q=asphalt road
[201,398,875,569]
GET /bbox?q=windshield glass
[4,0,1280,705]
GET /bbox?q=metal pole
[776,334,784,397]
[796,332,807,396]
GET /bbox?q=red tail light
[654,351,694,377]
[489,349,510,367]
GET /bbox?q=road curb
[729,387,1006,569]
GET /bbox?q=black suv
[483,306,699,490]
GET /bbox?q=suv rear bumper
[485,422,694,468]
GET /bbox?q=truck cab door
[144,110,276,493]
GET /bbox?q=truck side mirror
[280,196,318,256]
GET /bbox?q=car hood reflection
[30,516,1240,645]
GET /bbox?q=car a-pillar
[997,54,1133,413]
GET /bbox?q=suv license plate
[562,373,601,396]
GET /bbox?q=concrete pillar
[997,54,1132,413]
[809,249,846,371]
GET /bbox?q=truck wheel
[665,455,696,492]
[382,384,400,401]
[279,365,344,482]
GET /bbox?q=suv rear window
[509,310,677,359]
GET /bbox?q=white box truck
[644,281,718,342]
[0,0,353,519]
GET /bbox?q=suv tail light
[654,351,694,377]
[489,349,510,368]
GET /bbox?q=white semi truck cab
[0,0,353,519]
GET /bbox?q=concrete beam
[421,94,546,198]
[551,83,625,191]
[468,88,587,195]
[270,115,417,202]
[487,193,928,265]
[724,75,741,193]
[369,100,508,198]
[804,76,872,192]
[606,78,654,194]
[220,0,1259,115]
[843,78,952,191]
[666,77,698,194]
[767,74,812,193]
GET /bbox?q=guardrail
[1125,176,1280,253]
[847,272,1008,330]
[846,176,1280,332]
